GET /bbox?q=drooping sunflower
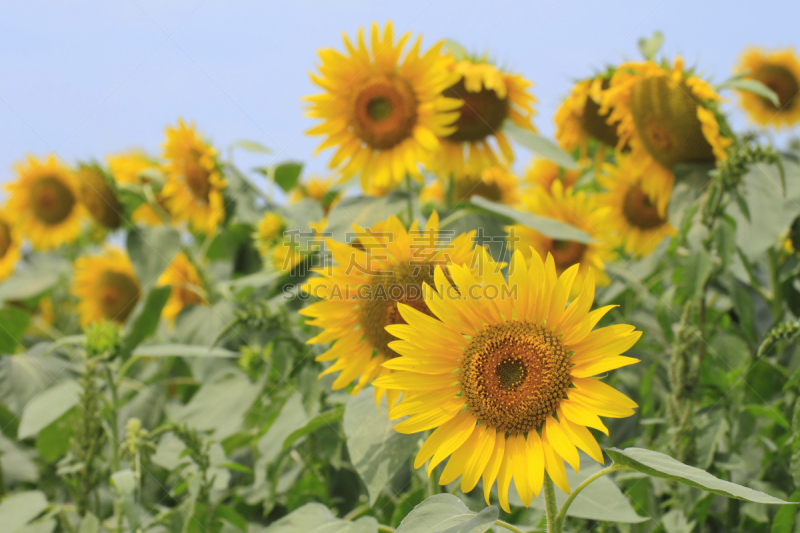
[158,253,207,323]
[5,155,85,250]
[437,58,537,176]
[735,47,800,129]
[554,74,619,156]
[599,157,676,257]
[300,212,500,405]
[72,248,141,326]
[107,151,169,226]
[161,119,226,233]
[374,251,640,508]
[602,57,733,169]
[305,21,461,193]
[77,164,122,230]
[512,182,613,290]
[0,209,22,281]
[523,158,581,192]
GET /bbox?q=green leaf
[215,504,248,531]
[111,469,139,531]
[344,387,418,505]
[395,494,498,533]
[772,490,800,533]
[325,192,413,243]
[263,502,377,532]
[78,513,100,533]
[17,380,81,440]
[471,196,593,243]
[696,417,729,470]
[0,256,67,302]
[637,31,664,61]
[743,404,791,430]
[444,39,470,61]
[132,343,238,358]
[230,139,272,154]
[0,491,48,532]
[720,78,780,107]
[258,393,309,467]
[123,286,171,357]
[505,121,578,169]
[0,308,30,354]
[283,406,345,451]
[606,447,792,503]
[682,248,712,302]
[274,162,304,192]
[36,406,77,463]
[127,226,182,287]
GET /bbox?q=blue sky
[1,0,798,189]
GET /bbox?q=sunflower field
[2,22,800,533]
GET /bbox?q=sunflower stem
[551,464,624,533]
[493,520,524,533]
[404,174,414,226]
[543,472,558,533]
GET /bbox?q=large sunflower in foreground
[554,75,619,156]
[161,119,226,233]
[5,155,85,250]
[305,22,460,193]
[437,58,537,176]
[72,248,141,326]
[107,151,168,226]
[523,158,581,192]
[0,210,22,281]
[77,164,122,230]
[158,253,207,323]
[602,57,733,169]
[374,251,640,509]
[599,157,676,257]
[300,212,500,405]
[512,182,613,290]
[736,47,800,129]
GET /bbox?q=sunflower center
[753,64,800,111]
[184,151,212,203]
[358,261,436,359]
[0,221,11,259]
[350,74,418,150]
[79,167,122,229]
[582,80,619,146]
[30,176,76,225]
[444,79,509,142]
[461,320,571,434]
[549,240,586,270]
[622,185,665,230]
[98,271,141,322]
[631,76,715,168]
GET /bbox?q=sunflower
[599,157,676,257]
[420,180,446,206]
[511,182,613,290]
[554,75,619,156]
[72,248,141,326]
[107,151,168,226]
[5,155,85,250]
[254,212,286,256]
[0,209,22,281]
[450,166,520,205]
[300,212,500,405]
[305,21,461,193]
[161,119,226,233]
[158,253,207,323]
[373,250,640,509]
[77,164,122,229]
[602,57,733,169]
[523,158,581,192]
[290,175,341,214]
[736,47,800,129]
[437,59,537,176]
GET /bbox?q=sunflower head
[305,22,460,193]
[555,75,619,153]
[158,253,207,323]
[451,166,520,205]
[290,175,341,213]
[255,212,286,256]
[107,151,168,226]
[524,158,581,191]
[72,249,141,326]
[77,164,122,229]
[736,48,800,128]
[0,210,21,281]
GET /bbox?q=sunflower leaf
[230,139,272,154]
[606,447,793,504]
[274,162,304,192]
[282,406,345,451]
[637,31,664,61]
[505,121,578,169]
[470,196,594,243]
[263,503,377,533]
[122,286,171,358]
[0,308,30,354]
[719,78,780,108]
[395,494,498,533]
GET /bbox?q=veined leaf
[505,122,578,169]
[396,494,498,533]
[471,196,593,243]
[283,406,345,451]
[719,78,780,107]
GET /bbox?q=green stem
[115,356,140,386]
[552,464,624,533]
[427,470,438,498]
[493,520,524,533]
[377,525,395,533]
[404,175,414,225]
[104,366,120,474]
[343,503,371,521]
[543,472,559,533]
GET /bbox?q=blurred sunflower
[599,157,676,257]
[0,209,22,281]
[555,75,619,155]
[254,212,286,256]
[449,166,520,205]
[523,158,581,192]
[602,57,733,169]
[5,155,85,250]
[158,253,207,323]
[161,119,226,233]
[300,212,500,405]
[290,175,341,214]
[511,182,613,290]
[374,251,640,508]
[420,180,446,205]
[437,58,537,176]
[77,164,122,230]
[107,151,168,226]
[305,21,461,193]
[72,248,141,326]
[736,47,800,128]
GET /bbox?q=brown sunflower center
[453,176,504,203]
[0,221,11,259]
[358,261,436,359]
[78,167,122,229]
[549,240,586,271]
[631,76,715,168]
[582,79,619,146]
[30,176,76,225]
[98,271,141,322]
[461,320,571,434]
[444,79,509,142]
[753,64,800,111]
[350,74,418,150]
[184,151,212,202]
[622,184,665,230]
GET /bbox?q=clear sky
[1,0,798,189]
